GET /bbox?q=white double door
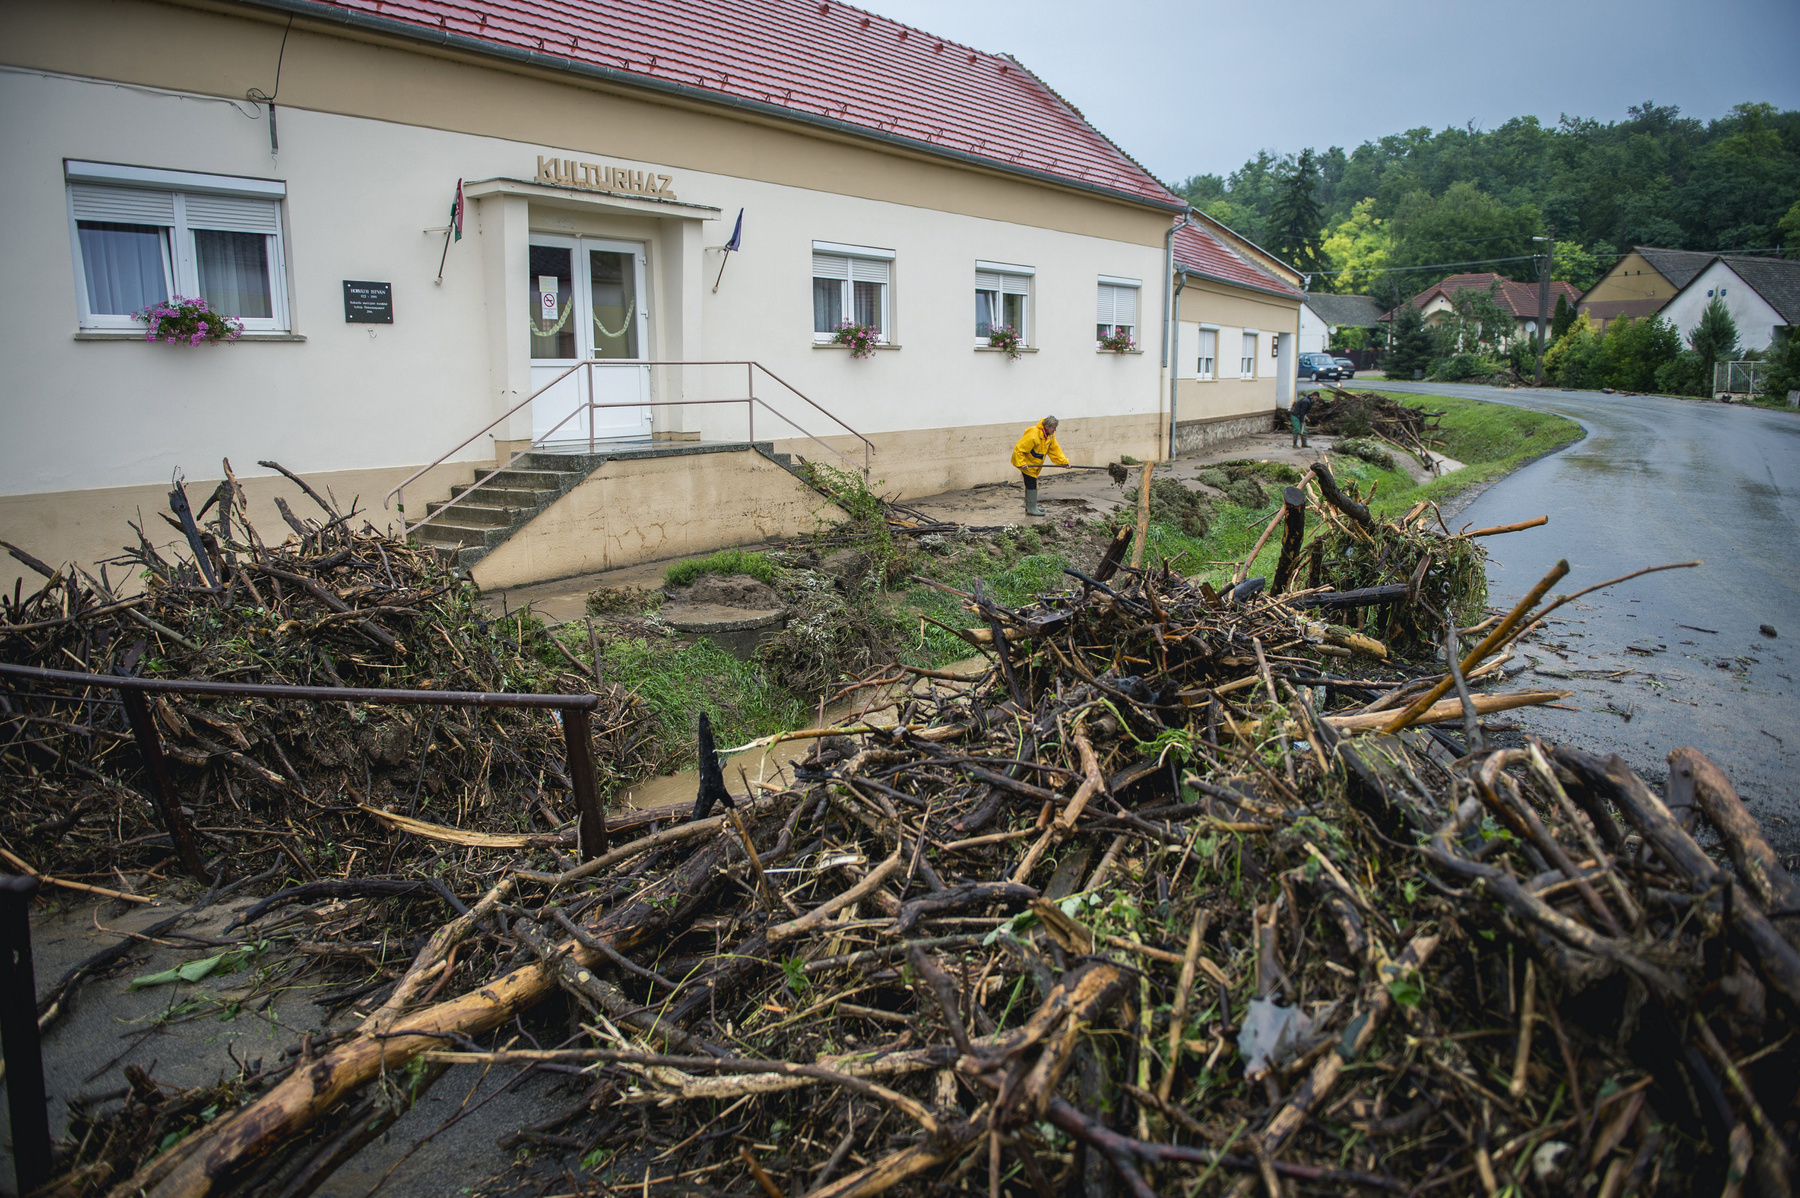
[528,235,652,443]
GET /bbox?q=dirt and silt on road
[2,404,1797,1198]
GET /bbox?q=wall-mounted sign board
[343,280,393,324]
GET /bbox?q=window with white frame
[1196,327,1217,379]
[975,262,1032,345]
[1096,278,1140,345]
[1240,331,1258,378]
[65,161,288,332]
[812,241,892,342]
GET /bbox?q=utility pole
[1533,230,1555,386]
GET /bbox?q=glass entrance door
[528,236,651,443]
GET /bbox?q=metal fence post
[1,872,51,1197]
[117,687,212,881]
[561,707,606,860]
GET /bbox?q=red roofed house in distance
[1,0,1302,592]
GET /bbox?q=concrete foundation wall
[468,448,835,590]
[0,462,476,597]
[1173,411,1277,457]
[771,411,1162,500]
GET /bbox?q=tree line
[1178,101,1800,305]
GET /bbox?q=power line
[1305,254,1542,279]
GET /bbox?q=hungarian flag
[449,178,464,241]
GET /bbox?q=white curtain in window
[1198,328,1217,378]
[77,223,168,314]
[195,230,272,318]
[1241,331,1258,377]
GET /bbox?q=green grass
[664,547,777,588]
[575,628,803,768]
[894,392,1584,663]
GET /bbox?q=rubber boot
[1024,492,1042,517]
[1301,431,1309,448]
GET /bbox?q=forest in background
[1176,101,1800,304]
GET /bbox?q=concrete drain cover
[662,603,788,658]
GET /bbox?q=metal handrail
[0,662,610,873]
[383,360,876,535]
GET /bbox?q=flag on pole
[437,178,464,283]
[713,208,744,293]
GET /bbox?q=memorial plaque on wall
[342,280,394,324]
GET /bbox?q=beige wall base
[468,448,837,590]
[773,412,1164,500]
[0,462,480,597]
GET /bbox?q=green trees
[1384,304,1436,380]
[1598,315,1682,392]
[1542,313,1682,391]
[1174,100,1797,297]
[1388,182,1539,280]
[1551,241,1615,292]
[1268,149,1325,276]
[1544,317,1605,388]
[1321,199,1389,294]
[1656,297,1743,396]
[1781,201,1800,257]
[1689,296,1741,365]
[1551,294,1577,339]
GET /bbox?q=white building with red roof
[1,0,1294,588]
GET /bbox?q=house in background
[1660,255,1800,353]
[1577,247,1713,332]
[1169,217,1303,453]
[1298,293,1384,359]
[1380,272,1579,346]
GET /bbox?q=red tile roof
[1173,223,1302,299]
[258,0,1184,209]
[1382,272,1579,320]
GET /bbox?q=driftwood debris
[2,460,1794,1198]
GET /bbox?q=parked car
[1331,356,1356,378]
[1297,352,1343,382]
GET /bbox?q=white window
[975,261,1032,345]
[812,241,893,343]
[1096,277,1140,345]
[65,161,288,332]
[1197,327,1217,379]
[1240,331,1258,379]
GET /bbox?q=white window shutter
[812,253,850,281]
[975,270,1004,293]
[849,257,889,285]
[182,193,281,233]
[1096,284,1116,325]
[1001,273,1030,296]
[1104,284,1137,326]
[70,184,175,225]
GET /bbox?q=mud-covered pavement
[1363,381,1800,855]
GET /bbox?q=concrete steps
[414,442,785,574]
[415,451,606,572]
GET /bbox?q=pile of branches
[0,460,651,887]
[49,494,1794,1198]
[1304,389,1445,464]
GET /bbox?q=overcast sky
[858,0,1800,186]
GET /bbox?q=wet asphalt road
[1354,381,1800,855]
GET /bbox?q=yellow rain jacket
[1011,422,1069,478]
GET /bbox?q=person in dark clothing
[1290,391,1316,448]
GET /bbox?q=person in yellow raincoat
[1010,416,1068,517]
